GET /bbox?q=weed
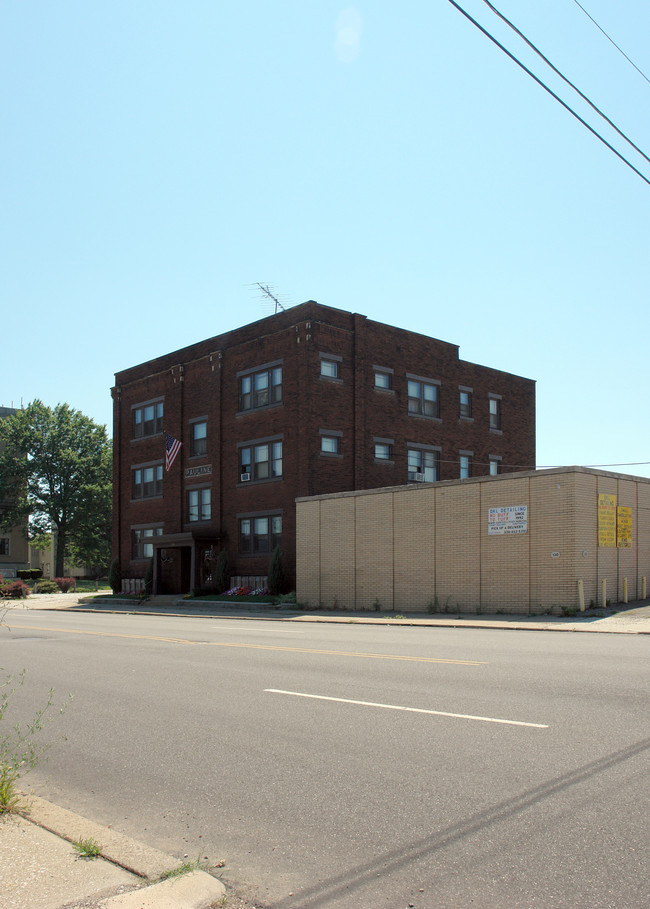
[427,596,439,614]
[73,837,101,858]
[0,669,72,814]
[161,856,204,879]
[391,614,406,620]
[373,598,382,611]
[561,606,577,617]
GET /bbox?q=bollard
[577,579,585,612]
[623,578,628,605]
[600,578,607,609]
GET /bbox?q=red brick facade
[112,302,535,593]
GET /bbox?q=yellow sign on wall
[617,507,633,548]
[598,494,617,547]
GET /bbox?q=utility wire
[444,0,650,187]
[572,0,650,86]
[480,0,650,166]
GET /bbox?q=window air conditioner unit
[240,472,251,482]
[408,471,426,482]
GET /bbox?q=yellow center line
[6,623,487,666]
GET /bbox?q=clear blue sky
[2,1,649,477]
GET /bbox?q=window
[320,357,340,379]
[320,435,340,455]
[459,389,472,419]
[407,379,439,418]
[408,448,440,482]
[190,421,207,457]
[239,515,282,554]
[239,365,282,411]
[240,440,283,481]
[133,401,163,439]
[460,454,472,479]
[374,370,392,390]
[374,442,392,460]
[188,488,211,522]
[0,538,9,556]
[132,464,163,499]
[131,526,163,559]
[489,397,502,430]
[489,458,500,476]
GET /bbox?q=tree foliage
[0,401,112,577]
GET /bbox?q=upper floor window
[489,458,501,476]
[489,396,502,430]
[133,464,163,499]
[374,369,392,390]
[132,526,163,559]
[407,379,439,418]
[320,435,341,455]
[0,538,9,556]
[460,453,472,479]
[320,354,341,379]
[239,515,282,554]
[407,448,440,483]
[133,401,163,439]
[459,389,472,419]
[190,420,207,457]
[188,487,211,522]
[239,365,282,411]
[240,440,283,482]
[374,442,393,461]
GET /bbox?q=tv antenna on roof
[256,283,285,314]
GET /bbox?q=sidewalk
[11,590,650,634]
[1,795,226,909]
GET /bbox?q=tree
[0,401,112,577]
[267,545,287,596]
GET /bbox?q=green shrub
[34,580,60,594]
[17,569,43,581]
[213,549,230,594]
[109,560,122,595]
[267,546,287,596]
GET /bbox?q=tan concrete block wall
[320,496,356,609]
[296,499,321,606]
[355,492,394,610]
[394,487,436,610]
[297,468,650,615]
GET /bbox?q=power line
[480,0,650,166]
[572,0,650,86]
[444,0,650,187]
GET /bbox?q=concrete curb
[19,795,226,908]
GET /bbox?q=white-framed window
[489,396,502,430]
[374,369,392,390]
[460,453,472,479]
[188,487,211,522]
[239,440,283,481]
[407,447,440,482]
[239,364,282,411]
[459,389,472,419]
[131,526,163,559]
[132,464,163,499]
[133,401,163,439]
[190,420,207,457]
[320,353,342,379]
[374,442,392,460]
[239,515,282,554]
[407,379,439,418]
[321,435,340,454]
[489,457,501,476]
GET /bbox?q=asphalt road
[2,611,648,908]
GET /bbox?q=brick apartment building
[112,301,535,594]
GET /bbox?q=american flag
[165,432,182,472]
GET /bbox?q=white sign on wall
[488,505,528,535]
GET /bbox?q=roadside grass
[160,856,204,879]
